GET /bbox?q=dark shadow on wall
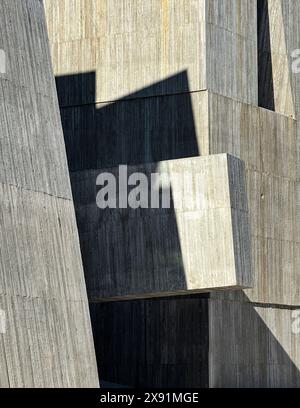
[90,291,300,388]
[90,294,209,388]
[55,68,300,387]
[55,70,209,386]
[209,291,300,387]
[56,71,200,170]
[56,71,201,299]
[257,0,275,110]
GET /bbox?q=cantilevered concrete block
[73,154,252,300]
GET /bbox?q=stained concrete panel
[258,0,299,117]
[45,0,257,104]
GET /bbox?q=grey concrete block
[72,154,252,300]
[0,0,99,387]
[0,294,98,387]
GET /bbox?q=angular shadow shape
[90,291,300,388]
[56,71,200,299]
[56,71,200,170]
[257,0,275,110]
[55,67,299,387]
[55,70,208,384]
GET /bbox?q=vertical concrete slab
[0,0,99,387]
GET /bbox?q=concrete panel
[0,294,97,387]
[209,296,300,387]
[0,183,86,301]
[0,0,71,197]
[0,0,99,387]
[0,79,71,197]
[206,23,257,103]
[45,0,207,101]
[208,92,299,306]
[45,0,257,104]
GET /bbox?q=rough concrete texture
[207,0,300,387]
[44,0,300,387]
[73,154,251,300]
[0,0,99,387]
[45,0,257,104]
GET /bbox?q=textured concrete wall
[258,0,299,117]
[209,0,300,387]
[209,295,300,387]
[208,92,299,306]
[0,0,99,387]
[206,0,258,103]
[44,0,300,387]
[45,0,257,104]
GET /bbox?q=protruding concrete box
[73,154,252,300]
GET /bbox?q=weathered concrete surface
[208,92,299,306]
[209,295,300,388]
[45,0,257,104]
[44,0,300,387]
[206,0,300,387]
[258,0,299,117]
[0,0,99,387]
[73,154,251,300]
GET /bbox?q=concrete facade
[41,0,300,387]
[0,0,99,387]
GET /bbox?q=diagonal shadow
[56,71,200,170]
[55,70,210,385]
[257,0,275,110]
[209,291,300,388]
[55,68,300,387]
[89,291,300,388]
[56,71,201,299]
